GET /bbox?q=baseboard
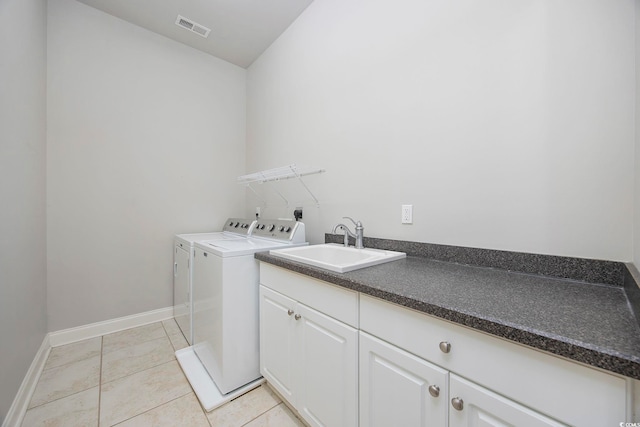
[49,306,174,347]
[2,335,51,427]
[3,306,175,427]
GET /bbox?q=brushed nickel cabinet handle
[439,341,451,353]
[428,385,440,398]
[451,397,464,411]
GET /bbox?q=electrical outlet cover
[401,205,413,224]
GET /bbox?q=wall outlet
[401,205,413,224]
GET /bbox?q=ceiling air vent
[175,15,211,38]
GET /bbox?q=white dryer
[176,218,307,411]
[173,218,255,344]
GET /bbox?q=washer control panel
[252,219,305,243]
[221,218,256,235]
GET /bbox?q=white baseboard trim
[2,335,51,427]
[49,306,174,347]
[3,306,175,427]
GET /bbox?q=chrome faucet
[332,217,364,249]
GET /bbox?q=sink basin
[269,243,406,273]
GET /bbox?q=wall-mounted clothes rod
[237,164,325,206]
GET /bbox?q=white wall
[47,0,246,331]
[0,0,47,421]
[247,0,636,261]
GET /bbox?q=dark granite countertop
[255,246,640,380]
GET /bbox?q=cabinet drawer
[260,263,359,327]
[360,294,627,426]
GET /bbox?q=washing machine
[173,218,255,344]
[176,218,307,411]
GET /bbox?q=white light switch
[401,205,413,224]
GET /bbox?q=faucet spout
[332,223,355,247]
[333,217,365,249]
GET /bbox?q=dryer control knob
[268,224,275,232]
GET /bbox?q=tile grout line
[102,322,169,356]
[108,392,194,426]
[100,335,177,385]
[170,317,215,427]
[23,341,104,415]
[25,323,203,427]
[41,338,102,372]
[161,318,188,353]
[98,321,189,427]
[97,322,192,426]
[99,358,180,388]
[238,397,282,427]
[22,386,97,413]
[30,321,301,427]
[99,321,180,389]
[159,320,176,353]
[260,384,308,426]
[163,317,249,427]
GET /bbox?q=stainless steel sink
[269,243,406,273]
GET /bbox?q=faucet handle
[343,216,362,227]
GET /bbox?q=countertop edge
[255,252,640,380]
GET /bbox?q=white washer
[173,218,255,345]
[176,218,307,411]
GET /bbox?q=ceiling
[76,0,314,68]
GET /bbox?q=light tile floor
[22,319,306,427]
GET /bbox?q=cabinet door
[449,374,565,427]
[259,285,297,403]
[295,303,358,427]
[173,245,191,344]
[360,332,448,427]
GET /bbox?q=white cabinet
[259,263,634,427]
[259,285,358,427]
[448,375,563,427]
[360,330,563,427]
[295,302,358,427]
[260,284,296,402]
[259,264,359,427]
[359,331,448,427]
[173,243,190,343]
[360,331,564,427]
[360,294,628,426]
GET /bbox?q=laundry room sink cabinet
[259,264,358,427]
[258,261,633,427]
